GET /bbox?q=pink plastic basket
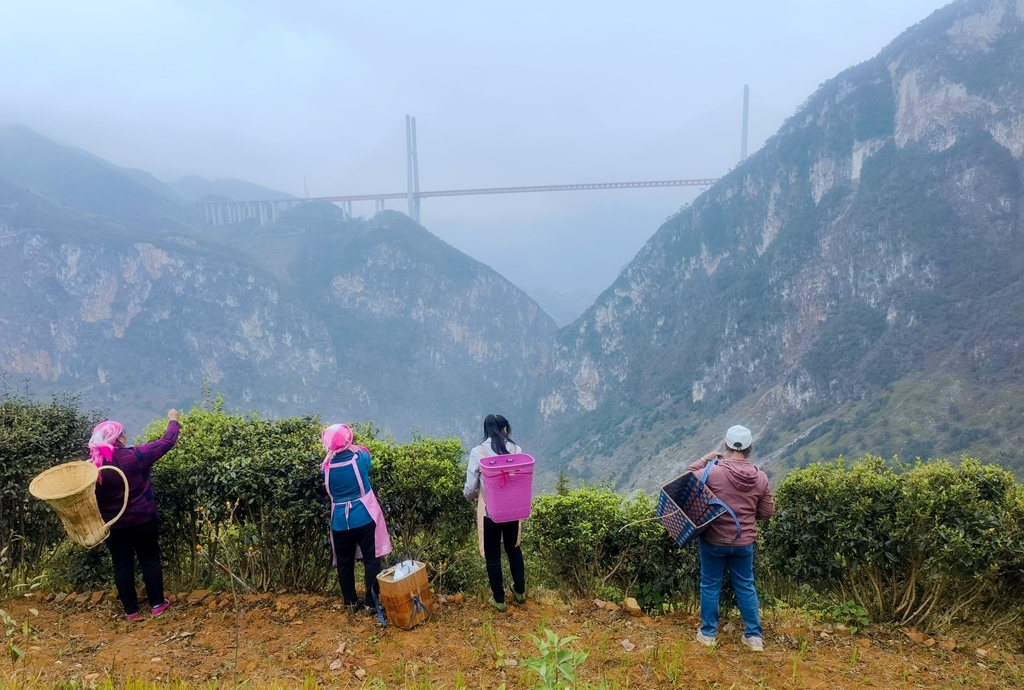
[480,453,535,523]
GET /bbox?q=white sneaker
[742,635,764,652]
[696,631,717,647]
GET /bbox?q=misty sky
[2,0,951,295]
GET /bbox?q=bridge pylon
[406,115,421,223]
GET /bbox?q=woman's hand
[168,409,180,422]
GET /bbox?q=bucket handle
[97,465,130,528]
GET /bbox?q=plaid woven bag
[657,459,741,547]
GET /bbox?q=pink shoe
[126,611,140,620]
[151,599,171,617]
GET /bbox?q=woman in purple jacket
[91,409,181,619]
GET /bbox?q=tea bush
[527,487,697,606]
[0,391,99,592]
[763,455,1024,625]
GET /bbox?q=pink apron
[324,448,393,566]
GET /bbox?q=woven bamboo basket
[28,461,129,549]
[376,561,432,630]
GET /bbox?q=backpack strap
[697,458,743,542]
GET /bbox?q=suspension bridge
[195,87,752,226]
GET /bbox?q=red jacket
[685,456,775,546]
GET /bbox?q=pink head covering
[321,423,354,471]
[89,420,124,468]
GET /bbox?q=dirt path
[1,591,1021,688]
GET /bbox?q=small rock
[503,658,518,668]
[84,673,100,681]
[604,601,620,613]
[335,642,346,655]
[435,594,448,605]
[354,668,366,679]
[89,591,105,605]
[151,657,162,662]
[53,593,68,604]
[623,597,642,616]
[904,630,927,644]
[329,660,343,671]
[177,592,188,602]
[820,632,831,639]
[452,593,464,604]
[939,639,956,652]
[975,648,988,658]
[593,599,607,609]
[187,590,212,605]
[620,639,635,652]
[43,593,55,603]
[924,638,936,648]
[859,639,871,648]
[74,592,90,606]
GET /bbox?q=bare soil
[1,591,1022,688]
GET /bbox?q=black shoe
[345,603,360,615]
[362,605,377,617]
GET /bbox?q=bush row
[3,392,1024,629]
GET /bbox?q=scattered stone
[975,648,988,659]
[939,639,956,652]
[65,592,78,605]
[452,593,464,605]
[604,601,620,613]
[435,594,448,605]
[904,630,927,644]
[74,593,90,606]
[177,592,188,602]
[53,593,68,604]
[43,593,55,603]
[329,660,343,671]
[187,590,212,605]
[620,639,635,652]
[150,657,162,662]
[924,638,936,648]
[354,668,366,679]
[623,598,642,616]
[89,591,105,605]
[502,658,518,668]
[858,639,871,648]
[84,673,100,681]
[593,599,607,609]
[335,643,346,655]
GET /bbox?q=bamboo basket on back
[29,461,129,549]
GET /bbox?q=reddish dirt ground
[1,591,1021,688]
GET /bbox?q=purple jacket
[95,420,180,528]
[686,456,775,546]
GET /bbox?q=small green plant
[0,606,37,668]
[521,629,589,689]
[827,600,870,633]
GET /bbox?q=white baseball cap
[725,425,753,451]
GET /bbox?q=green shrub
[527,487,696,604]
[0,391,99,592]
[763,455,1024,626]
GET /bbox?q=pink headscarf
[320,423,354,471]
[89,420,123,468]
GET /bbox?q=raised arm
[133,410,181,471]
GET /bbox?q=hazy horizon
[1,0,953,294]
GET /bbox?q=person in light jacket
[464,414,526,612]
[91,409,180,620]
[686,425,775,652]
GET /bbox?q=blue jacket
[325,448,373,531]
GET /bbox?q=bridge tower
[741,84,750,161]
[406,115,421,223]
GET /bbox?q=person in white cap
[686,424,775,652]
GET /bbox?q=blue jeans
[698,540,762,639]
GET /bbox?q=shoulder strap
[697,459,743,542]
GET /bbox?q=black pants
[483,516,525,604]
[105,517,164,615]
[333,521,381,608]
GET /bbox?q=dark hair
[483,414,514,455]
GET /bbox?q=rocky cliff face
[537,0,1024,488]
[0,148,556,438]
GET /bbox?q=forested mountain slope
[536,0,1024,489]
